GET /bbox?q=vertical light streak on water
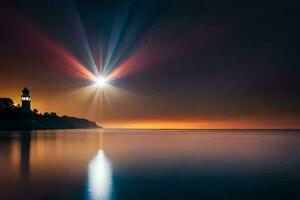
[87,150,113,200]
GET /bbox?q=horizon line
[103,128,300,131]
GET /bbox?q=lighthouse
[21,87,31,113]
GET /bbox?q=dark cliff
[0,101,100,130]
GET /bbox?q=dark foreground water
[0,129,300,200]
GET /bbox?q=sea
[0,129,299,200]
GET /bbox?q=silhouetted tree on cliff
[0,97,100,130]
[0,98,14,109]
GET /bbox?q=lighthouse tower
[21,87,31,113]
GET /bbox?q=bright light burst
[95,76,109,88]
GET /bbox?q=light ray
[66,0,99,76]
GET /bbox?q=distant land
[0,87,100,130]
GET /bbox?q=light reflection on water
[0,129,300,200]
[87,150,112,200]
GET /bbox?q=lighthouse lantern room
[21,87,31,113]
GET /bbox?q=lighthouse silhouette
[21,87,31,113]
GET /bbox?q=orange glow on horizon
[101,117,300,129]
[4,92,299,130]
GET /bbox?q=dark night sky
[0,0,299,128]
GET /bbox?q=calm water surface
[0,129,299,200]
